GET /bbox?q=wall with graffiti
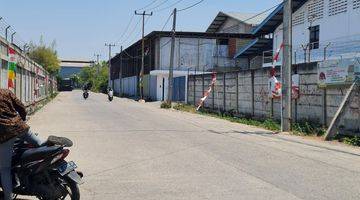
[0,37,57,107]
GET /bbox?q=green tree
[79,61,109,93]
[28,37,60,75]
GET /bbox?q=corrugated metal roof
[225,12,269,25]
[233,38,273,58]
[206,11,269,33]
[252,0,307,36]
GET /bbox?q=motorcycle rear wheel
[37,175,80,200]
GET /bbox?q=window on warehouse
[309,25,320,49]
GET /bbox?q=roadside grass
[173,103,281,131]
[160,102,172,109]
[171,103,335,140]
[335,135,360,146]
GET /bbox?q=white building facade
[268,0,360,66]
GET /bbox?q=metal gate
[173,76,185,102]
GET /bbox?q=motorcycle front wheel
[37,175,80,200]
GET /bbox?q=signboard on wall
[318,58,360,88]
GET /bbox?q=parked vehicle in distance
[59,78,74,91]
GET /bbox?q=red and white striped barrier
[196,72,216,111]
[269,43,284,98]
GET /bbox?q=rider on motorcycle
[83,82,92,92]
[108,87,113,97]
[0,89,45,200]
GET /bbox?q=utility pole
[282,0,292,132]
[135,10,153,100]
[167,8,177,104]
[94,54,100,64]
[119,46,123,96]
[105,43,116,88]
[94,54,101,74]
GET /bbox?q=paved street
[28,91,360,200]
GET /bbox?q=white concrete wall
[272,0,360,65]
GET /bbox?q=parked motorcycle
[5,135,83,199]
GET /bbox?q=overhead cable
[178,0,205,12]
[153,0,184,12]
[136,0,158,11]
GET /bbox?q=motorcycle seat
[21,146,62,163]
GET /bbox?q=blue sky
[0,0,281,60]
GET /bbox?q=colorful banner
[318,57,360,88]
[8,48,17,90]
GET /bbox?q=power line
[125,16,151,48]
[161,12,174,31]
[153,0,184,12]
[122,17,142,46]
[178,0,205,12]
[114,0,160,45]
[243,3,281,23]
[114,14,135,44]
[147,0,171,11]
[136,0,158,11]
[123,49,143,59]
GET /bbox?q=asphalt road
[28,90,360,200]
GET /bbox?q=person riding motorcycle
[82,82,92,99]
[107,87,113,101]
[82,82,92,92]
[0,89,46,200]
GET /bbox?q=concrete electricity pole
[167,8,177,104]
[135,10,153,100]
[95,54,101,64]
[105,43,116,88]
[94,54,101,75]
[282,0,293,132]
